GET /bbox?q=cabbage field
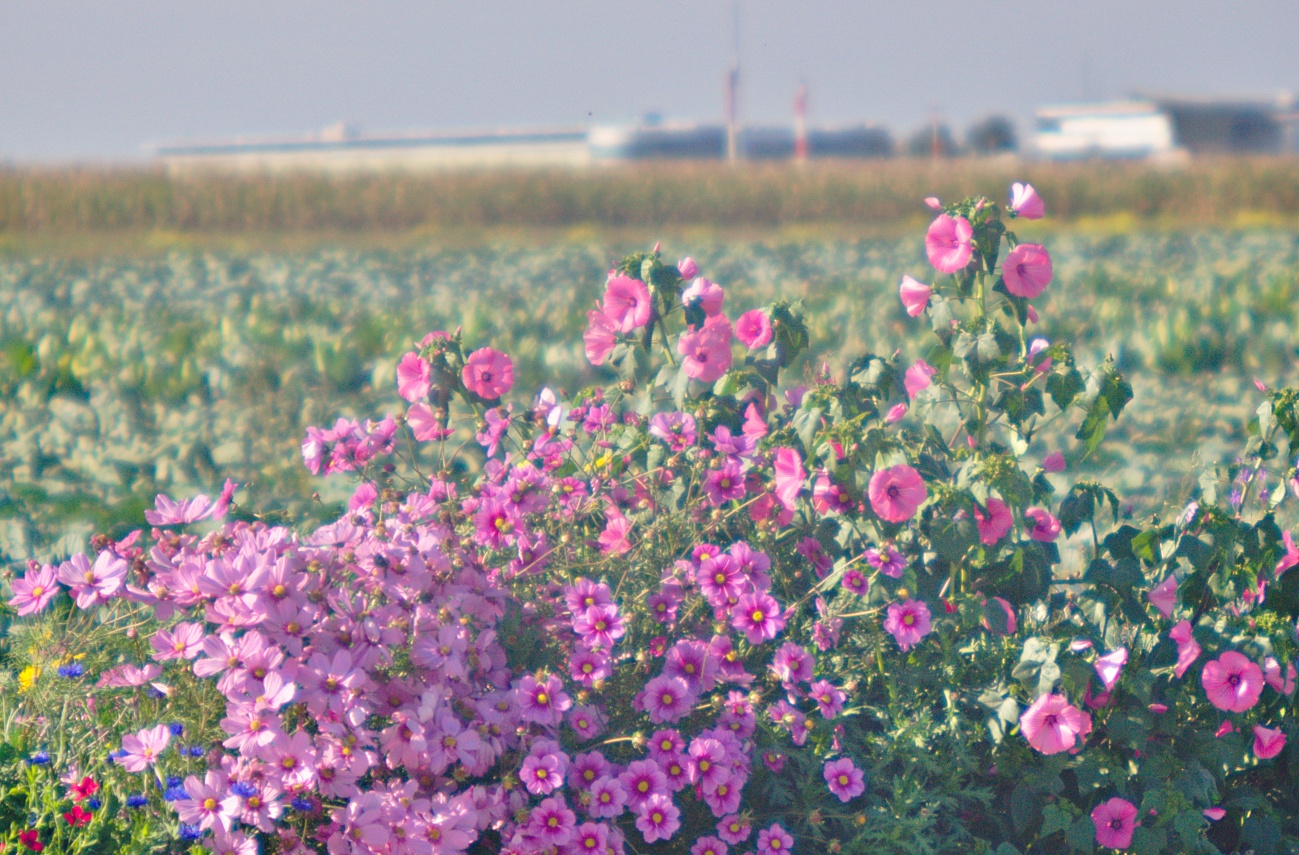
[1,229,1297,561]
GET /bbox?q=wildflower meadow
[3,183,1299,855]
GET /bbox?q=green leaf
[1066,816,1097,853]
[1174,810,1207,849]
[1047,369,1085,410]
[1010,784,1042,835]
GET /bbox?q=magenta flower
[584,309,619,365]
[1094,648,1128,693]
[462,347,514,400]
[649,411,698,450]
[1002,243,1053,299]
[1201,651,1264,712]
[588,776,628,818]
[1263,656,1297,696]
[865,543,906,577]
[640,675,696,724]
[731,591,786,644]
[1025,507,1062,542]
[118,724,171,772]
[1170,620,1202,678]
[904,359,937,400]
[1204,807,1226,821]
[925,214,974,273]
[974,497,1013,546]
[636,793,681,844]
[597,504,632,555]
[621,759,668,808]
[717,815,751,845]
[573,604,626,649]
[868,465,927,523]
[517,673,572,726]
[529,796,577,848]
[735,309,773,349]
[841,567,869,596]
[520,752,565,795]
[1091,797,1137,849]
[883,600,932,651]
[1253,724,1287,759]
[1020,693,1091,755]
[704,461,746,507]
[692,836,729,855]
[772,447,805,511]
[898,275,932,317]
[396,352,431,402]
[682,278,726,320]
[1276,531,1299,577]
[604,275,653,332]
[823,757,866,802]
[1147,575,1178,618]
[756,823,794,854]
[678,257,699,279]
[677,318,734,383]
[406,402,451,442]
[8,563,60,616]
[1042,451,1066,473]
[1009,182,1045,219]
[176,772,241,833]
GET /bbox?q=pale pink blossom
[904,360,937,399]
[974,498,1013,545]
[1094,648,1128,693]
[604,275,653,332]
[923,196,942,211]
[1201,651,1263,712]
[1276,531,1299,577]
[898,275,931,317]
[677,318,734,383]
[868,465,927,523]
[1263,656,1297,696]
[885,403,908,423]
[735,310,773,349]
[677,257,698,279]
[1020,693,1090,755]
[682,278,726,319]
[883,600,932,651]
[118,724,171,772]
[1204,807,1226,821]
[925,214,974,273]
[461,348,514,399]
[1009,182,1045,219]
[1170,620,1201,678]
[584,309,619,365]
[1148,575,1178,618]
[7,563,59,616]
[396,352,431,402]
[1002,243,1053,299]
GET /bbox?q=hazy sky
[3,0,1298,162]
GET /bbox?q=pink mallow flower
[1042,451,1066,473]
[868,465,927,523]
[1147,575,1178,618]
[1091,797,1138,850]
[1002,243,1053,299]
[1201,651,1263,712]
[883,600,932,651]
[904,359,937,400]
[1020,693,1091,755]
[925,214,974,273]
[8,563,60,616]
[1253,724,1287,760]
[461,347,514,399]
[1170,620,1201,679]
[822,757,865,802]
[735,309,773,349]
[1276,531,1299,577]
[898,275,932,317]
[604,275,653,332]
[118,724,171,772]
[677,318,734,383]
[1094,648,1128,693]
[584,309,619,366]
[974,498,1013,546]
[1009,182,1045,219]
[682,278,725,320]
[1025,508,1061,542]
[396,352,431,402]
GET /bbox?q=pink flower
[1042,451,1066,473]
[678,257,698,279]
[8,564,60,616]
[731,591,786,644]
[885,403,907,423]
[118,724,171,772]
[925,214,974,273]
[868,465,927,523]
[176,772,241,833]
[1002,243,1053,299]
[1201,651,1263,712]
[704,461,746,507]
[1204,807,1226,821]
[1094,648,1128,693]
[1263,656,1297,696]
[529,797,576,848]
[735,309,773,349]
[1025,507,1061,542]
[772,447,805,511]
[682,278,726,320]
[974,498,1013,545]
[904,359,937,399]
[883,600,932,651]
[923,196,942,211]
[604,275,653,332]
[1253,724,1287,759]
[396,352,431,402]
[461,347,514,399]
[1091,797,1138,849]
[677,319,734,383]
[518,674,571,726]
[756,823,793,854]
[407,402,451,442]
[692,836,729,855]
[898,275,932,317]
[1170,620,1201,678]
[822,758,865,802]
[1147,575,1177,618]
[1020,693,1091,755]
[640,675,696,724]
[598,504,632,555]
[1009,182,1045,219]
[635,793,681,844]
[584,309,619,365]
[1276,531,1299,578]
[717,815,750,845]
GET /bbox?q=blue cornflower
[57,662,84,679]
[85,797,101,811]
[29,750,51,765]
[126,793,148,808]
[106,748,129,765]
[178,823,203,841]
[164,781,190,802]
[230,781,257,797]
[291,795,314,812]
[188,746,206,758]
[167,722,184,737]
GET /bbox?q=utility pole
[726,1,740,163]
[794,82,809,164]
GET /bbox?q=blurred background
[0,1,1297,561]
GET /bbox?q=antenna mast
[726,2,740,162]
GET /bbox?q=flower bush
[2,185,1298,855]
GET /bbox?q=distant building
[1033,97,1293,160]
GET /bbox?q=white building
[1032,101,1178,160]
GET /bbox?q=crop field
[0,225,1297,562]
